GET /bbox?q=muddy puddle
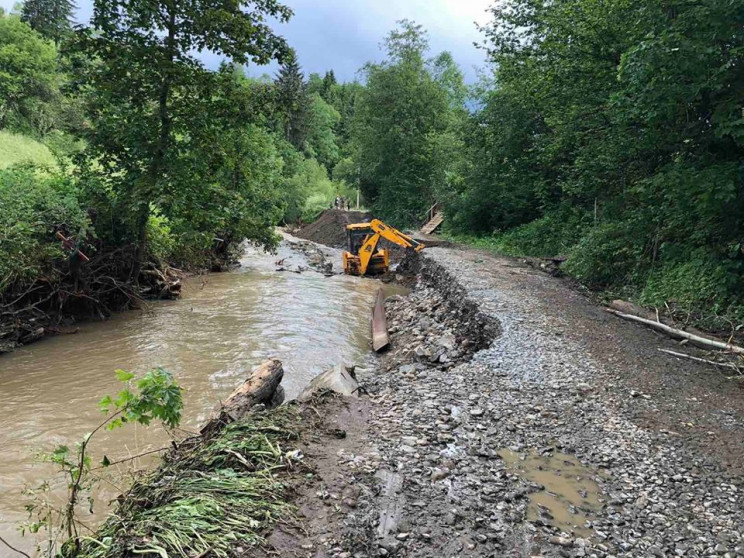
[0,237,405,554]
[498,448,606,537]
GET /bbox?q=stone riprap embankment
[325,247,744,558]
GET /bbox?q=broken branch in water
[606,309,744,354]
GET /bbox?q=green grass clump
[70,406,302,558]
[0,130,57,170]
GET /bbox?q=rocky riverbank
[264,246,744,557]
[64,241,744,558]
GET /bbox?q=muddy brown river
[0,239,403,554]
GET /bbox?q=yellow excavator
[343,219,424,276]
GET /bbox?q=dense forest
[1,0,742,343]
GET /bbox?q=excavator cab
[343,219,424,276]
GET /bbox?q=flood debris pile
[294,209,372,249]
[66,360,300,558]
[69,407,301,558]
[0,253,182,355]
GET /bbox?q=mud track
[263,246,744,557]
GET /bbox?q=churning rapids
[0,236,404,554]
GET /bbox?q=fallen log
[606,309,744,354]
[658,348,741,372]
[608,299,716,342]
[200,358,285,435]
[372,288,390,352]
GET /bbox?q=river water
[0,239,402,554]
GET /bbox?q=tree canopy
[353,20,462,226]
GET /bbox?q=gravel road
[265,244,744,558]
[346,247,744,558]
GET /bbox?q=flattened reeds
[68,406,301,558]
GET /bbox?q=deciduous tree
[75,0,292,279]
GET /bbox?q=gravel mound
[295,209,372,249]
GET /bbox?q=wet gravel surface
[349,248,744,557]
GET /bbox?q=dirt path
[268,246,744,558]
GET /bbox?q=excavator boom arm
[369,219,424,252]
[345,219,425,276]
[358,232,382,276]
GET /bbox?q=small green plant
[24,367,183,557]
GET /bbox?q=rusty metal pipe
[372,288,390,352]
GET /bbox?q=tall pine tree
[274,49,310,150]
[21,0,75,46]
[321,69,336,102]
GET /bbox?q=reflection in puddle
[498,448,606,537]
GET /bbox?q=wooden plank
[421,211,444,234]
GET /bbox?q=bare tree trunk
[607,309,744,354]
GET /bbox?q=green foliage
[145,210,176,265]
[0,164,88,290]
[640,252,744,325]
[563,220,649,289]
[99,367,183,429]
[280,156,350,222]
[163,119,286,266]
[354,20,463,227]
[274,49,310,150]
[21,0,74,46]
[0,130,57,169]
[449,0,744,323]
[304,93,341,170]
[0,13,58,132]
[74,0,293,271]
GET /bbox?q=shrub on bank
[0,164,89,291]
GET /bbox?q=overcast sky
[1,0,493,82]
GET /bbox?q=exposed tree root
[0,247,182,354]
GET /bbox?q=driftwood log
[200,358,285,436]
[606,309,744,354]
[608,300,717,342]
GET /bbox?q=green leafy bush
[280,155,353,223]
[0,130,57,169]
[0,164,88,291]
[563,220,650,289]
[640,251,744,323]
[146,209,176,265]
